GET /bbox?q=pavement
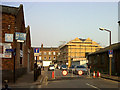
[101,74,120,82]
[2,68,46,89]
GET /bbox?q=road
[40,69,119,89]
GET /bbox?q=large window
[49,57,51,60]
[39,56,41,60]
[53,52,56,55]
[44,52,47,55]
[44,57,46,60]
[49,52,51,55]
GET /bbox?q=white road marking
[86,83,101,90]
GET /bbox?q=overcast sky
[1,1,119,47]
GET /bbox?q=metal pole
[109,31,112,76]
[13,48,16,83]
[36,56,37,80]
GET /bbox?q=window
[49,57,51,60]
[44,57,46,60]
[44,52,47,55]
[34,57,36,60]
[39,52,42,55]
[49,52,51,55]
[39,56,41,60]
[53,57,56,60]
[53,52,56,55]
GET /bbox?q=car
[74,65,88,75]
[68,65,75,73]
[48,65,55,71]
[61,65,67,70]
[58,64,62,69]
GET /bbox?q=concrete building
[58,37,103,67]
[0,4,34,82]
[88,43,120,76]
[33,44,59,67]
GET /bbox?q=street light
[99,27,112,76]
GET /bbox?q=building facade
[1,4,34,82]
[58,37,102,67]
[88,43,120,76]
[33,44,59,67]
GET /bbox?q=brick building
[88,43,120,76]
[33,44,59,67]
[0,4,34,82]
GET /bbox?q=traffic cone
[52,71,54,79]
[93,71,96,78]
[97,71,101,78]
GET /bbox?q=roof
[0,4,23,16]
[88,42,120,55]
[79,38,86,41]
[32,47,59,51]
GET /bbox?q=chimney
[41,44,43,48]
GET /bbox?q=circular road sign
[62,70,68,76]
[78,70,83,76]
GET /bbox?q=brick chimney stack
[41,44,43,48]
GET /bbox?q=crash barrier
[47,69,90,81]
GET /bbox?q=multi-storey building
[33,44,59,67]
[1,4,34,82]
[58,37,103,67]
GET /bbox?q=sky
[1,0,119,47]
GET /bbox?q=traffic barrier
[52,71,54,79]
[93,71,96,78]
[97,71,101,78]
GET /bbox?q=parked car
[74,65,88,75]
[61,65,67,70]
[68,65,75,73]
[48,65,55,71]
[58,64,62,69]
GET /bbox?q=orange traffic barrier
[93,71,96,78]
[52,71,54,79]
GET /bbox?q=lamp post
[99,28,112,76]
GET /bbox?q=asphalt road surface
[40,69,119,89]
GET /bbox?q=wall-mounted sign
[5,33,13,42]
[20,50,23,57]
[3,43,12,58]
[15,32,26,42]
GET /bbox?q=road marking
[86,83,100,90]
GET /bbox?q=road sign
[78,70,83,76]
[108,50,113,54]
[6,49,14,52]
[34,48,39,53]
[62,70,68,76]
[108,50,113,57]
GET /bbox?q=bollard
[93,71,96,78]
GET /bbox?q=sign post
[108,50,113,76]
